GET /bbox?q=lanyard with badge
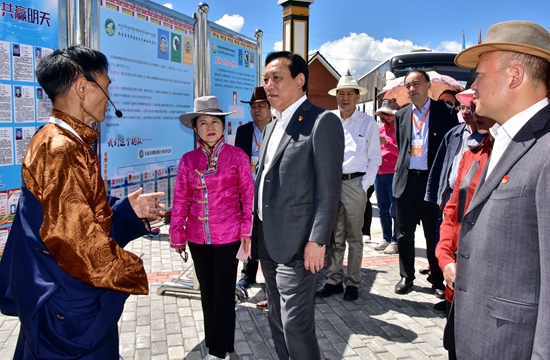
[251,123,262,178]
[410,107,430,157]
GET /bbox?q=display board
[0,0,62,254]
[209,23,258,144]
[99,0,195,208]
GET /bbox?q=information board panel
[99,0,195,207]
[209,23,258,144]
[0,0,60,243]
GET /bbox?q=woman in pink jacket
[171,96,254,360]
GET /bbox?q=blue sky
[152,0,550,78]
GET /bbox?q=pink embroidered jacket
[169,137,253,248]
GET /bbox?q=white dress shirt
[409,99,431,170]
[334,109,382,191]
[257,95,307,221]
[486,98,549,179]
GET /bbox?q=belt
[342,172,365,180]
[408,170,429,177]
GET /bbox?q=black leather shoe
[434,288,445,299]
[419,267,430,275]
[394,277,414,294]
[316,283,344,298]
[343,286,359,301]
[433,300,446,312]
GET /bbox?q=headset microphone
[84,73,123,118]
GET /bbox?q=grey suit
[454,104,550,359]
[253,99,344,359]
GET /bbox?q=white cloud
[437,40,462,53]
[215,14,245,33]
[273,41,282,51]
[316,33,425,78]
[162,2,172,9]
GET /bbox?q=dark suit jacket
[392,100,458,198]
[234,121,254,159]
[424,123,468,205]
[454,104,550,359]
[252,99,344,264]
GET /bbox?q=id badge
[410,139,423,157]
[251,156,259,176]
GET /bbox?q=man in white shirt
[316,72,381,301]
[253,51,344,360]
[451,20,550,359]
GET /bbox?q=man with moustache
[253,51,344,360]
[452,20,550,358]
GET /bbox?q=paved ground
[0,198,449,360]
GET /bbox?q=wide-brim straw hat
[456,89,475,107]
[240,86,269,104]
[455,20,550,69]
[329,72,367,96]
[179,96,234,128]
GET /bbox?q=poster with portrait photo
[0,127,14,166]
[13,85,36,123]
[12,43,33,82]
[0,41,10,80]
[36,86,52,122]
[0,84,13,123]
[14,127,36,165]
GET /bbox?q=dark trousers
[395,175,444,287]
[188,241,240,358]
[444,300,457,360]
[240,258,259,282]
[362,185,376,236]
[257,221,320,360]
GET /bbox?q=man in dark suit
[253,51,344,360]
[452,20,550,359]
[235,87,271,296]
[392,70,458,296]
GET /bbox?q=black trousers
[362,185,376,236]
[188,241,240,358]
[240,258,259,282]
[395,174,444,287]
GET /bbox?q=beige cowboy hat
[179,96,235,128]
[328,71,367,96]
[455,20,550,69]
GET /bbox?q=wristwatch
[314,242,326,248]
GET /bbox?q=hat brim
[376,108,397,115]
[179,110,235,129]
[240,99,269,104]
[328,85,367,96]
[455,42,550,68]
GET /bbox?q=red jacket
[436,136,493,302]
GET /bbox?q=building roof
[308,51,340,80]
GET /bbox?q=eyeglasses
[250,103,269,110]
[379,112,393,118]
[458,105,471,112]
